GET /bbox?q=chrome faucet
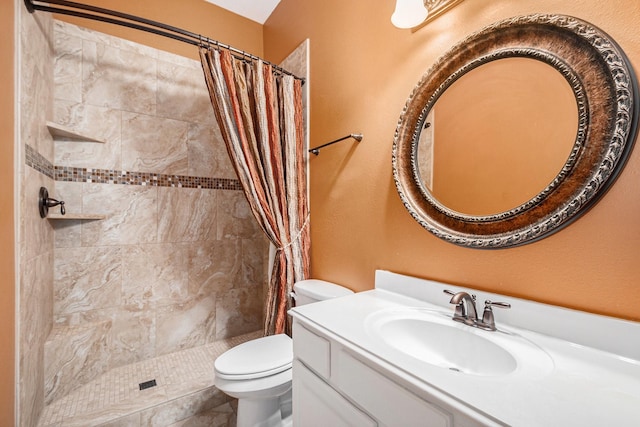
[444,290,511,331]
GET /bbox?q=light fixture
[391,0,465,29]
[391,0,428,29]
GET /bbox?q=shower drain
[139,379,157,390]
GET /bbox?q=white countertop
[290,271,640,426]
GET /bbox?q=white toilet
[214,279,353,427]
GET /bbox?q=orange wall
[264,0,640,321]
[0,0,15,424]
[54,0,263,61]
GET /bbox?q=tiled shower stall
[17,5,307,426]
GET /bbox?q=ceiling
[204,0,281,24]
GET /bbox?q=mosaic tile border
[26,144,55,179]
[26,144,242,191]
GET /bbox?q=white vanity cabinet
[292,318,489,427]
[290,271,640,426]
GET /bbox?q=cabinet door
[335,350,453,427]
[293,360,377,427]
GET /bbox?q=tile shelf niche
[46,121,106,143]
[45,122,107,221]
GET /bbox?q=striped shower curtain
[199,47,310,335]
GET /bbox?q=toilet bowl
[214,279,353,427]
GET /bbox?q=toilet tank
[293,279,354,306]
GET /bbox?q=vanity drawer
[335,349,453,427]
[293,321,331,379]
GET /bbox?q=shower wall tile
[54,20,159,58]
[18,6,56,426]
[20,66,53,156]
[53,29,83,103]
[121,243,190,310]
[121,112,189,175]
[155,295,217,356]
[187,123,236,179]
[22,165,55,262]
[215,286,264,340]
[139,386,230,426]
[83,40,157,115]
[156,49,200,69]
[157,187,217,243]
[51,182,83,248]
[157,60,215,125]
[217,190,263,240]
[109,310,156,368]
[81,184,158,246]
[188,238,242,297]
[44,321,112,404]
[241,237,270,287]
[54,246,122,316]
[53,100,122,170]
[165,404,236,427]
[20,251,54,422]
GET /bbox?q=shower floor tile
[38,331,261,427]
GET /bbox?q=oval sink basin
[380,317,517,375]
[366,308,553,377]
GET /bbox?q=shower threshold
[38,331,261,427]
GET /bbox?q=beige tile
[22,166,55,261]
[44,321,112,404]
[157,60,215,125]
[241,237,269,288]
[216,191,263,240]
[215,287,264,340]
[53,100,122,170]
[20,251,53,427]
[52,182,84,248]
[139,387,229,427]
[54,245,122,315]
[83,40,157,115]
[121,112,189,175]
[157,187,218,243]
[156,50,201,69]
[53,28,83,103]
[165,402,235,427]
[279,40,308,80]
[81,184,158,246]
[37,333,257,426]
[155,295,216,356]
[122,243,190,310]
[54,20,113,47]
[97,412,141,427]
[109,310,156,369]
[188,239,241,297]
[18,10,55,427]
[187,123,236,179]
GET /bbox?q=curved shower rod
[23,0,304,82]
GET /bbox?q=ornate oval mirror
[393,14,639,249]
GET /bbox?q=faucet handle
[479,300,511,331]
[485,300,511,310]
[443,290,463,317]
[443,289,476,301]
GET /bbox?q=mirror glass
[416,58,578,216]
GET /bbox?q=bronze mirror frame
[392,14,639,249]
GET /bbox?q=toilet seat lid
[214,334,293,380]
